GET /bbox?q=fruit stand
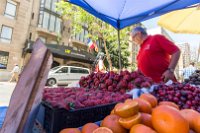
[40,70,200,133]
[41,70,153,133]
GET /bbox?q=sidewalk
[0,82,46,132]
[0,82,16,106]
[0,71,11,82]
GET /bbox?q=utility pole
[197,42,200,63]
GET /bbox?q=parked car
[0,63,6,69]
[46,66,90,86]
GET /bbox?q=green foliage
[56,0,131,69]
[103,32,131,69]
[195,61,200,69]
[56,33,62,44]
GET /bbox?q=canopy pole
[117,29,122,70]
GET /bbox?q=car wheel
[47,78,56,86]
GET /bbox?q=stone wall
[0,0,33,72]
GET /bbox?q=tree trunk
[103,39,113,71]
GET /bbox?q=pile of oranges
[59,93,200,133]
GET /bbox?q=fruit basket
[42,101,116,133]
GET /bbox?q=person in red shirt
[131,26,181,83]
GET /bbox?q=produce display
[59,94,200,133]
[42,87,131,110]
[42,69,200,133]
[150,83,200,112]
[184,70,200,85]
[79,71,154,92]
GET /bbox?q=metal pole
[197,42,200,62]
[117,29,122,70]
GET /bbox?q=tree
[56,1,131,70]
[103,36,130,69]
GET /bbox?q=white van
[46,66,90,86]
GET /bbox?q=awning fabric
[67,0,200,29]
[158,6,200,34]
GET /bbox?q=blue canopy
[67,0,200,29]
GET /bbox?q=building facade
[0,0,33,70]
[177,42,191,80]
[0,0,95,80]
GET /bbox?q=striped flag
[87,39,95,49]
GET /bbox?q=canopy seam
[118,0,127,20]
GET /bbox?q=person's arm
[161,50,181,82]
[168,50,181,70]
[155,35,181,82]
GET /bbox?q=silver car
[46,66,90,86]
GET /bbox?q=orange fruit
[133,98,152,114]
[115,100,139,118]
[110,109,115,114]
[92,127,113,133]
[113,103,123,114]
[82,123,99,133]
[159,101,179,110]
[193,115,200,133]
[152,105,189,133]
[119,113,141,129]
[114,103,123,109]
[140,113,153,128]
[101,114,128,133]
[130,124,157,133]
[180,109,200,130]
[59,128,81,133]
[140,93,157,108]
[125,99,133,103]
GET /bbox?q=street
[0,82,16,106]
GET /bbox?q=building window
[38,0,61,34]
[43,0,60,14]
[0,51,9,69]
[4,1,17,19]
[45,0,51,10]
[55,18,61,33]
[52,0,57,13]
[72,26,89,44]
[0,25,13,43]
[42,12,50,29]
[38,11,61,33]
[49,15,56,32]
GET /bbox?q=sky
[142,17,200,51]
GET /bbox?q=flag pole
[197,42,200,62]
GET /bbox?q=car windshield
[50,66,60,71]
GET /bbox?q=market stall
[1,44,200,133]
[1,0,200,133]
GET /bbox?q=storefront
[23,41,96,69]
[0,51,9,69]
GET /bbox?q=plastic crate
[42,101,116,133]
